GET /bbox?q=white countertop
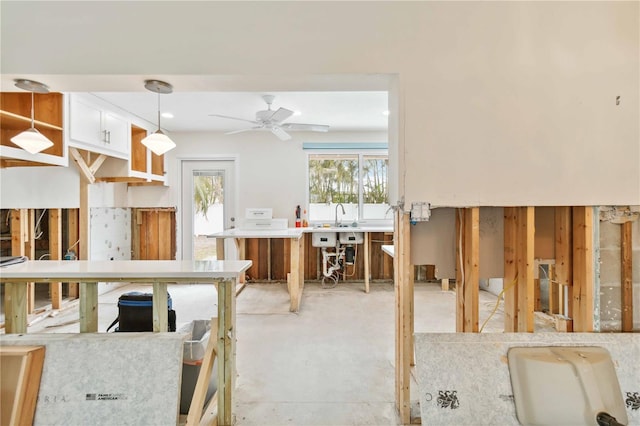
[0,260,252,281]
[210,228,305,239]
[210,226,393,239]
[381,245,395,257]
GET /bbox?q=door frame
[179,157,238,260]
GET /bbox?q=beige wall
[1,1,637,207]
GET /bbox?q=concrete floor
[20,280,529,425]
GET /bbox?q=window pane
[362,156,390,219]
[308,155,358,222]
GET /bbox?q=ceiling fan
[209,95,329,141]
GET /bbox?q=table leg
[4,283,27,334]
[289,237,302,312]
[217,278,236,426]
[364,232,370,293]
[79,282,98,332]
[153,283,169,332]
[216,237,226,260]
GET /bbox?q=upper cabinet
[0,92,68,167]
[68,94,129,158]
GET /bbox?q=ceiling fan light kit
[141,79,177,155]
[210,95,330,141]
[10,79,55,154]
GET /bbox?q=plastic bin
[179,320,218,414]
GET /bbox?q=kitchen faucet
[335,203,346,227]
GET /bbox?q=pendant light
[10,79,54,154]
[141,80,176,156]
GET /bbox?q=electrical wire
[33,208,47,240]
[479,275,519,333]
[38,253,51,260]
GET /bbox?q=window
[307,152,389,223]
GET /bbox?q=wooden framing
[394,210,411,425]
[26,209,36,313]
[186,318,219,426]
[216,279,236,426]
[503,207,535,332]
[571,207,594,332]
[455,208,479,332]
[621,221,633,332]
[503,207,518,331]
[0,345,46,426]
[516,207,535,332]
[49,209,63,309]
[67,208,79,298]
[554,207,572,317]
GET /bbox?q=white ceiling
[85,91,389,133]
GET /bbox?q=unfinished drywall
[1,1,637,206]
[90,207,131,295]
[599,214,640,331]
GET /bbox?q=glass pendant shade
[141,130,176,156]
[11,127,54,154]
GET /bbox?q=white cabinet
[68,94,129,158]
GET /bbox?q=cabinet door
[69,96,103,146]
[103,112,129,155]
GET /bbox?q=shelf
[0,111,64,131]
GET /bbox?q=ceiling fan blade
[209,114,259,125]
[268,107,294,123]
[225,126,262,135]
[271,126,292,141]
[281,123,330,132]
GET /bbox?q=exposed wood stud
[516,207,535,333]
[548,265,560,315]
[456,208,479,332]
[503,207,518,331]
[186,317,219,426]
[152,283,169,332]
[216,279,235,426]
[621,221,633,332]
[26,209,35,314]
[572,207,594,332]
[69,147,96,184]
[49,209,62,309]
[67,209,79,298]
[394,211,411,425]
[555,207,572,317]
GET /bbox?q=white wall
[1,1,637,207]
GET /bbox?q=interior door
[181,160,235,260]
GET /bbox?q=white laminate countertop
[210,226,393,239]
[209,228,305,239]
[0,260,252,282]
[381,245,395,257]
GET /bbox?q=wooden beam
[186,318,219,426]
[503,207,518,331]
[88,154,107,174]
[516,207,535,332]
[10,209,25,257]
[364,232,370,293]
[548,265,560,315]
[621,221,633,332]
[289,237,303,312]
[555,207,572,317]
[79,179,89,262]
[394,211,411,425]
[69,147,96,184]
[572,206,594,332]
[49,209,63,309]
[4,284,27,334]
[216,279,235,426]
[456,208,479,332]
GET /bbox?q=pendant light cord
[157,91,162,131]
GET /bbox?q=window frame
[305,149,391,225]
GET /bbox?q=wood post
[26,210,35,314]
[364,232,370,293]
[79,282,98,333]
[456,208,479,332]
[548,265,560,315]
[217,279,236,426]
[49,209,63,309]
[555,207,572,318]
[572,207,594,332]
[152,283,169,332]
[516,207,535,333]
[504,207,518,331]
[621,221,633,332]
[394,210,411,425]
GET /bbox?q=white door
[181,160,235,260]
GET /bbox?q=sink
[339,231,364,244]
